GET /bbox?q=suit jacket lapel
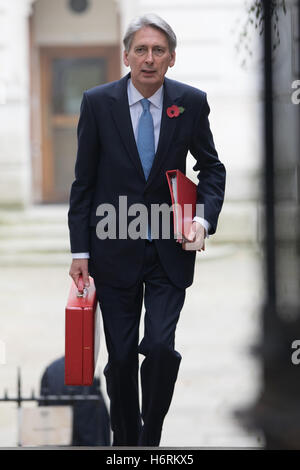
[145,77,181,190]
[110,73,146,182]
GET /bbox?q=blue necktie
[137,98,155,241]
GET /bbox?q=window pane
[52,57,106,114]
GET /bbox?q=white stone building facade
[0,0,270,243]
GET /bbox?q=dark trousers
[94,240,186,446]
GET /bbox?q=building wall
[0,0,120,208]
[1,0,288,245]
[0,0,32,208]
[33,0,119,45]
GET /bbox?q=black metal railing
[0,367,103,447]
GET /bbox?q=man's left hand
[180,221,206,252]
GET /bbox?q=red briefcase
[65,275,99,386]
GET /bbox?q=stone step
[0,203,258,266]
[0,252,71,266]
[0,223,69,239]
[0,206,70,265]
[0,205,68,226]
[0,237,69,253]
[0,201,259,242]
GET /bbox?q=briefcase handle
[76,275,87,298]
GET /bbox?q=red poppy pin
[167,105,185,118]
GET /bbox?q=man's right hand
[69,259,90,288]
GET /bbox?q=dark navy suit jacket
[68,72,226,289]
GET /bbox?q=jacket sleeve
[68,92,100,253]
[189,93,226,235]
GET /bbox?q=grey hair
[123,13,177,53]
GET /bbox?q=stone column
[115,0,138,75]
[0,0,35,208]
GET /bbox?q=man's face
[123,26,176,93]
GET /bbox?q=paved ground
[0,241,265,448]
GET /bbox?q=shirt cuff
[193,217,210,239]
[72,252,90,259]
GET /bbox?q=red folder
[65,276,99,386]
[166,169,197,242]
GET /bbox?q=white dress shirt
[127,78,163,152]
[72,79,210,259]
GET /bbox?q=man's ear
[169,51,176,68]
[123,50,129,67]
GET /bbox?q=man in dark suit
[68,13,226,447]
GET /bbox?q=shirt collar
[127,78,163,109]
